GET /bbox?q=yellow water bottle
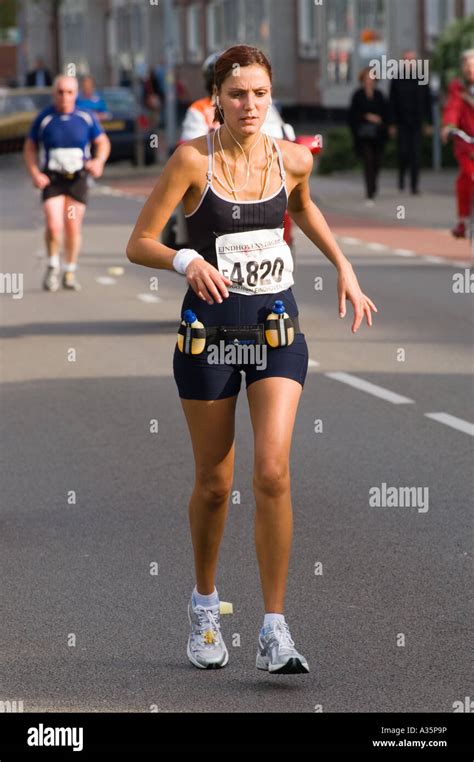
[177,309,206,355]
[264,300,294,348]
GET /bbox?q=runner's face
[463,57,474,84]
[219,65,271,135]
[81,77,94,97]
[54,78,78,113]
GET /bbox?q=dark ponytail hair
[212,45,272,124]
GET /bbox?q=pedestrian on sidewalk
[142,66,165,129]
[388,50,433,195]
[23,74,111,292]
[441,49,474,239]
[348,67,388,205]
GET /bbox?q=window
[187,3,202,63]
[358,0,386,71]
[130,3,144,53]
[206,0,238,51]
[174,5,185,65]
[61,10,87,73]
[326,0,355,84]
[425,0,457,52]
[115,5,140,75]
[243,0,268,46]
[326,0,387,86]
[116,6,129,54]
[298,0,320,58]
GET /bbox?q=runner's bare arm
[23,138,42,179]
[286,142,377,332]
[126,144,195,269]
[85,133,111,178]
[93,133,111,163]
[23,137,51,189]
[287,143,350,272]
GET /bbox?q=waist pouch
[177,315,300,354]
[46,169,86,181]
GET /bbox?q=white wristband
[172,248,204,275]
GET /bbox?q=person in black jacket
[388,50,433,194]
[348,67,388,204]
[25,57,52,87]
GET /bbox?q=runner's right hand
[32,171,51,190]
[185,258,232,304]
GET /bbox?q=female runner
[127,45,377,674]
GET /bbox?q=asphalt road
[0,155,472,713]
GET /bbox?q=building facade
[9,0,474,109]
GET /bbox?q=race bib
[215,228,294,295]
[47,147,84,174]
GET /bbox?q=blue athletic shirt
[75,94,108,112]
[28,105,104,174]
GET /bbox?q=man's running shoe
[62,271,82,291]
[256,620,309,674]
[43,266,60,292]
[187,599,229,669]
[452,221,466,238]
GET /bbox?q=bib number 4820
[228,257,285,288]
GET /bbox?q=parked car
[0,87,51,153]
[100,87,156,165]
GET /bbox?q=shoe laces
[193,605,221,647]
[268,620,295,652]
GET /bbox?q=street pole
[129,0,144,166]
[16,0,27,87]
[431,73,441,171]
[163,0,177,156]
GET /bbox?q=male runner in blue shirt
[24,75,111,291]
[75,75,109,119]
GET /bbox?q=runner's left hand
[337,264,378,333]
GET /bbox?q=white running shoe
[256,620,309,674]
[62,271,82,291]
[187,599,229,669]
[42,266,60,292]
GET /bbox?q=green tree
[0,0,17,31]
[432,15,474,91]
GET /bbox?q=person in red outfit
[441,49,474,238]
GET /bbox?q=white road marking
[325,372,414,404]
[339,237,363,246]
[308,359,319,368]
[393,249,416,257]
[95,276,116,285]
[424,413,474,436]
[366,242,388,251]
[297,258,422,266]
[94,184,146,201]
[137,293,162,303]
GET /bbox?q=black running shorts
[42,169,89,205]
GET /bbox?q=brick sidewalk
[323,212,471,260]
